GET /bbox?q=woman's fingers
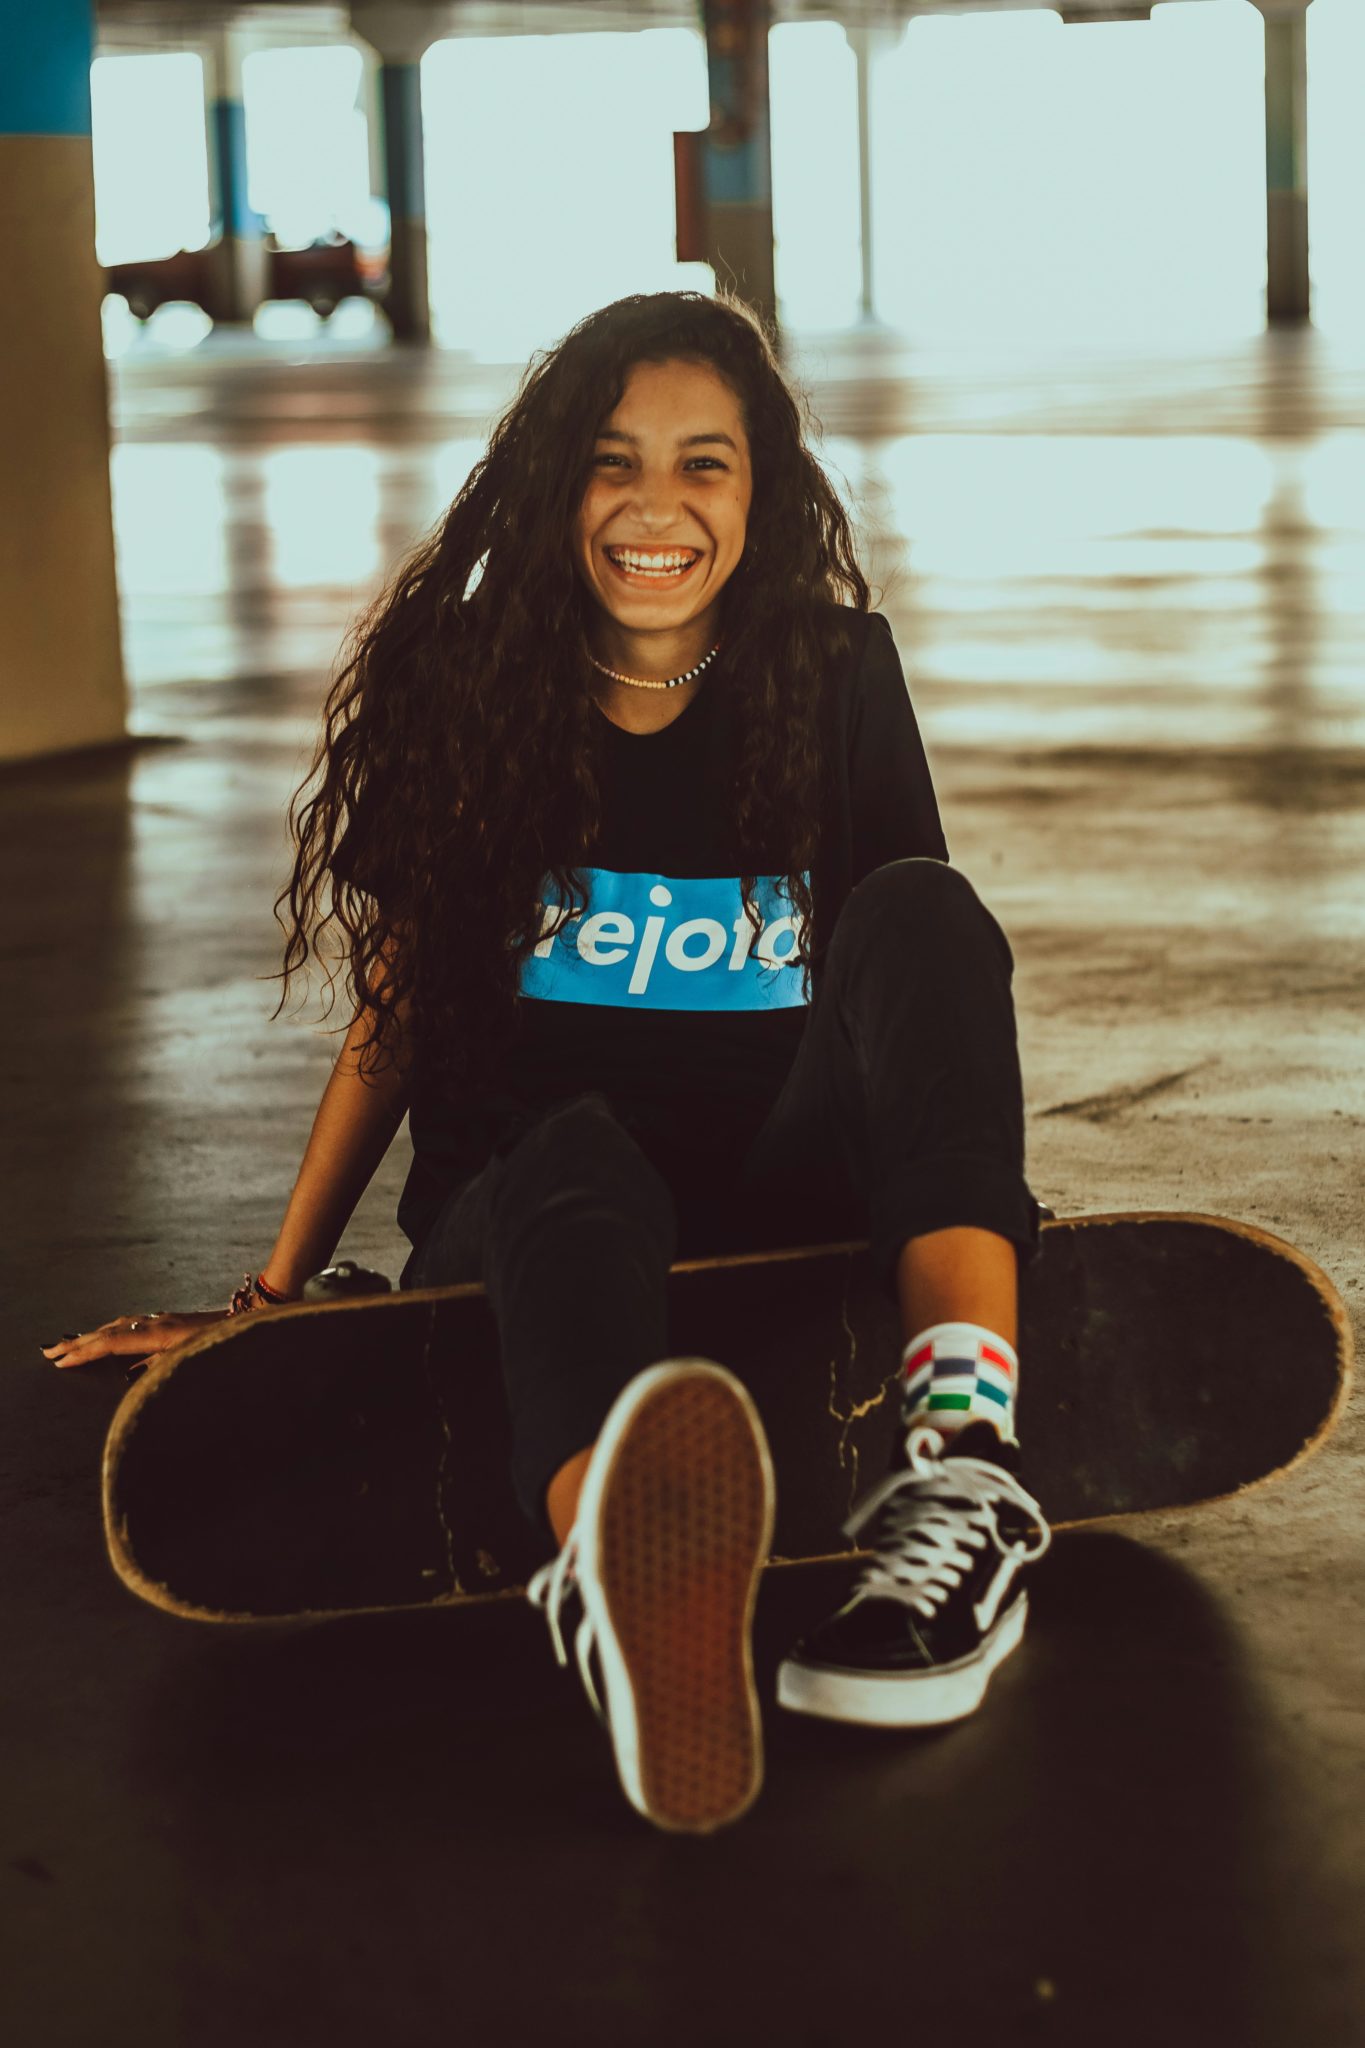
[43,1315,144,1367]
[40,1310,227,1369]
[40,1315,153,1367]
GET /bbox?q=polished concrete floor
[5,320,1365,2045]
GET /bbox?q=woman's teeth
[606,548,699,581]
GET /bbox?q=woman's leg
[733,857,1039,1368]
[741,859,1051,1726]
[406,1096,771,1833]
[896,1226,1017,1348]
[401,1091,679,1547]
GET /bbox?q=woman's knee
[848,856,979,919]
[840,858,1012,969]
[403,1096,678,1295]
[500,1091,637,1174]
[494,1092,675,1221]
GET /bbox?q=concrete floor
[5,321,1365,2045]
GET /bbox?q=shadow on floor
[89,1530,1301,2047]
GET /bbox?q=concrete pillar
[844,22,903,327]
[700,0,777,335]
[0,0,127,764]
[201,25,267,326]
[358,36,384,206]
[848,24,875,324]
[351,4,444,345]
[1251,0,1313,326]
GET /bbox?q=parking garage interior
[4,2,1364,2043]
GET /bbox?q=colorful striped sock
[901,1321,1019,1443]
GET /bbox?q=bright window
[422,28,711,359]
[91,52,210,265]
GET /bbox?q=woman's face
[572,356,754,634]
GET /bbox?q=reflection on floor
[5,324,1363,2045]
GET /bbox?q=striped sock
[901,1321,1018,1443]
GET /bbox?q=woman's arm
[40,945,417,1368]
[258,943,415,1297]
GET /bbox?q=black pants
[399,858,1041,1543]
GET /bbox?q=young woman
[42,289,1050,1838]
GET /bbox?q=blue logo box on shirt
[520,866,811,1013]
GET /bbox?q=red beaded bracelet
[228,1271,294,1316]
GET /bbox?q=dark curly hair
[270,287,872,1104]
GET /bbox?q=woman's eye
[591,454,725,472]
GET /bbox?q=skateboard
[102,1214,1353,1624]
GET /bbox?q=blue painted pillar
[351,4,432,345]
[0,0,127,761]
[378,60,429,341]
[1251,0,1313,326]
[699,0,776,333]
[202,27,267,324]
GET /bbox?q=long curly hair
[270,288,872,1104]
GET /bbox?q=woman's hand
[40,1310,231,1370]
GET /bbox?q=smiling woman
[271,286,869,1131]
[68,286,1045,1835]
[574,357,755,728]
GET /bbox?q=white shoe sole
[775,1592,1029,1728]
[575,1360,775,1834]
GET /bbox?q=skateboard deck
[103,1214,1352,1624]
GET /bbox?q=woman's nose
[625,477,684,522]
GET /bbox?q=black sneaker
[776,1419,1051,1727]
[525,1360,775,1833]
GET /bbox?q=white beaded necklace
[586,636,723,691]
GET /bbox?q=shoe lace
[525,1531,607,1726]
[842,1425,1052,1620]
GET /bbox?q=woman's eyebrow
[595,429,738,451]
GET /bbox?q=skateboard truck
[301,1260,393,1301]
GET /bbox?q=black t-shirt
[395,607,948,1248]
